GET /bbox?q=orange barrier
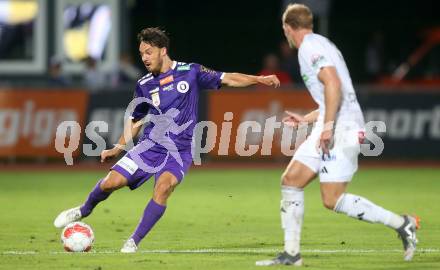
[207,89,316,159]
[0,89,88,158]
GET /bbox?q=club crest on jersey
[177,81,190,93]
[151,92,160,107]
[160,75,174,86]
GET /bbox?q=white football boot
[396,215,420,261]
[121,238,138,253]
[256,252,303,266]
[54,206,82,228]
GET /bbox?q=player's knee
[100,174,126,192]
[100,179,119,192]
[281,171,298,186]
[322,200,335,210]
[321,195,337,210]
[154,181,175,198]
[153,182,176,204]
[153,173,179,203]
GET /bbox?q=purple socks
[80,179,111,217]
[79,180,166,246]
[131,199,166,245]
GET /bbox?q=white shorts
[293,122,363,182]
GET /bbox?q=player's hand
[318,129,334,156]
[282,111,306,128]
[100,147,121,163]
[258,75,280,88]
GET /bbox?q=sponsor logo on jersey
[177,81,190,93]
[177,65,191,71]
[163,84,174,91]
[321,153,336,161]
[116,156,139,175]
[200,65,217,74]
[311,54,325,68]
[301,74,309,83]
[160,75,174,86]
[358,131,366,144]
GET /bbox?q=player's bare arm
[317,66,341,154]
[101,119,143,162]
[222,73,280,88]
[283,109,319,127]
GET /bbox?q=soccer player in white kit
[256,4,419,266]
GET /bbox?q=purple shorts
[111,149,193,190]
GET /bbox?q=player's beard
[149,60,162,75]
[154,58,165,75]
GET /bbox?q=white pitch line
[1,248,439,255]
[1,251,38,255]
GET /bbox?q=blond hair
[282,4,313,30]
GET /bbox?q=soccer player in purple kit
[54,27,280,253]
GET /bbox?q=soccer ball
[61,222,94,252]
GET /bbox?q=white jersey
[298,33,364,128]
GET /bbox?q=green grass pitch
[0,168,439,269]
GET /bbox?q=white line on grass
[1,248,439,255]
[2,251,38,255]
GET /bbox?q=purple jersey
[131,61,224,153]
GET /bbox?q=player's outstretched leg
[54,171,126,228]
[53,179,110,228]
[121,172,178,253]
[330,191,420,261]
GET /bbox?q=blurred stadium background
[1,0,440,166]
[1,0,440,269]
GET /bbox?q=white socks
[280,189,404,257]
[334,193,404,229]
[281,185,304,256]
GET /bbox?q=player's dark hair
[137,27,170,50]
